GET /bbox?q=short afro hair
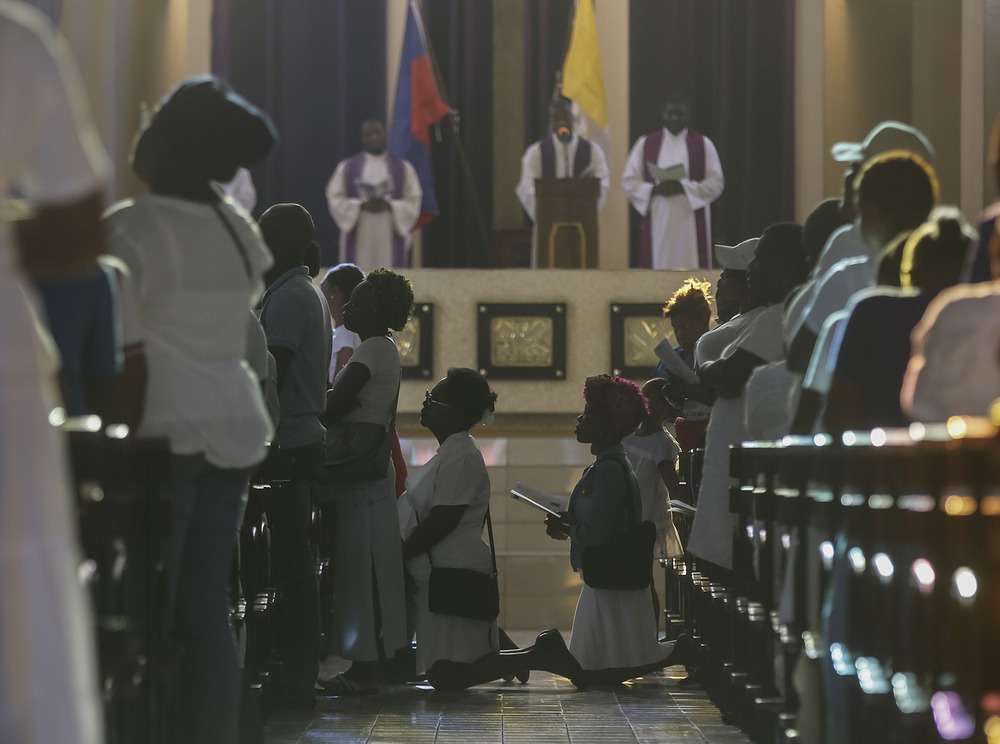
[366,268,414,332]
[583,374,648,439]
[663,278,712,321]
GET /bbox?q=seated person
[826,208,970,434]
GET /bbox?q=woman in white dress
[401,368,582,690]
[546,375,694,687]
[320,269,412,693]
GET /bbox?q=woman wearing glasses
[320,269,413,695]
[398,368,582,690]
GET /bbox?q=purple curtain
[421,0,493,267]
[629,0,796,264]
[212,1,387,265]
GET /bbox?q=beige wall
[394,268,719,417]
[822,0,989,217]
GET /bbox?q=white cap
[831,121,934,164]
[714,237,759,271]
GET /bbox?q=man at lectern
[515,97,610,267]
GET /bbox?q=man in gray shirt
[259,203,332,708]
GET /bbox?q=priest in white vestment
[326,119,422,270]
[622,98,724,270]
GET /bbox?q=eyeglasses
[424,390,455,409]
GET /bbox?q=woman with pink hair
[547,375,694,687]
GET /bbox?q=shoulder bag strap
[212,201,253,280]
[485,507,498,577]
[420,504,498,578]
[612,456,639,529]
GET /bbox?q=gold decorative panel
[610,303,673,379]
[397,317,420,366]
[477,303,566,380]
[397,303,433,379]
[490,316,554,367]
[623,315,671,367]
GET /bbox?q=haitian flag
[389,0,450,229]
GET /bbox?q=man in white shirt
[622,96,724,270]
[515,97,610,267]
[326,120,422,270]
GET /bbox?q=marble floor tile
[266,649,751,743]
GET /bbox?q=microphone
[555,125,572,143]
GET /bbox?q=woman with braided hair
[320,268,413,694]
[546,375,694,687]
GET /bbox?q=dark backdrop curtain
[422,0,493,267]
[523,0,574,151]
[212,1,387,266]
[629,0,796,265]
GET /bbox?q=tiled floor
[266,634,751,744]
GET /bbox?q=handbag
[581,458,656,590]
[427,508,500,621]
[315,380,399,486]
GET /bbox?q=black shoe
[666,632,697,669]
[533,629,584,681]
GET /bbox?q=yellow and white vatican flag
[560,0,612,174]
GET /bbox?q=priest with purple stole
[623,97,725,270]
[326,119,422,269]
[516,97,610,267]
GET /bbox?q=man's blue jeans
[168,454,252,744]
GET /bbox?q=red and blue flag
[389,0,450,229]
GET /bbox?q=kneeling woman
[400,368,581,690]
[546,375,693,687]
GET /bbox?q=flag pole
[411,1,492,267]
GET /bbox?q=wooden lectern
[534,177,600,268]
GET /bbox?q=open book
[354,176,395,200]
[647,161,687,182]
[509,482,569,518]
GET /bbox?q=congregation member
[825,207,971,434]
[319,269,413,694]
[320,262,365,382]
[258,202,333,709]
[687,224,807,575]
[516,96,610,267]
[1,3,109,741]
[545,375,695,686]
[320,262,408,497]
[622,95,725,270]
[325,119,422,269]
[786,122,935,378]
[623,378,685,630]
[688,239,759,369]
[789,150,938,433]
[654,277,713,377]
[746,198,854,441]
[398,368,581,689]
[106,75,276,744]
[963,112,1000,283]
